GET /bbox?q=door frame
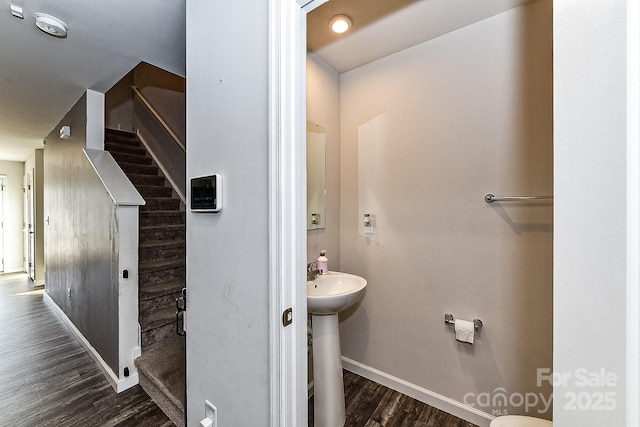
[268,0,328,425]
[0,175,4,273]
[24,171,35,281]
[271,1,640,426]
[626,0,640,423]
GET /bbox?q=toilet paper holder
[444,313,483,331]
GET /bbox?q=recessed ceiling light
[330,15,352,34]
[33,13,67,38]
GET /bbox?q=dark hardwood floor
[1,272,477,426]
[0,273,173,426]
[309,371,479,427]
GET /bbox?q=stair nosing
[139,239,185,249]
[139,258,185,272]
[140,223,184,230]
[139,280,185,300]
[140,210,185,216]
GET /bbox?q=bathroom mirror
[307,121,326,230]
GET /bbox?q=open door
[0,176,4,273]
[23,172,35,281]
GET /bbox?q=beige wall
[0,159,25,272]
[307,53,341,267]
[105,70,135,132]
[337,0,553,418]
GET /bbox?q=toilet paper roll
[455,319,475,344]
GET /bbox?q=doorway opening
[23,172,34,281]
[0,175,5,273]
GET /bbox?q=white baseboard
[43,292,138,393]
[341,356,494,427]
[2,268,26,274]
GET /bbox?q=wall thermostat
[190,174,222,212]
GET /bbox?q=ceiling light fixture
[10,4,24,19]
[33,13,68,38]
[330,15,352,34]
[59,126,71,139]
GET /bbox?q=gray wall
[337,1,553,418]
[185,0,271,424]
[0,160,24,272]
[44,93,119,372]
[554,0,628,424]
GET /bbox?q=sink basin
[307,271,367,314]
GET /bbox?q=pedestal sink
[308,271,367,427]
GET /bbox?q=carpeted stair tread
[140,223,185,230]
[140,211,185,226]
[140,306,176,331]
[139,239,185,250]
[140,210,185,218]
[139,224,185,243]
[105,142,147,156]
[141,198,181,211]
[139,257,184,272]
[135,336,185,426]
[126,173,166,186]
[119,162,159,176]
[136,186,174,198]
[110,151,153,166]
[105,129,140,141]
[139,280,185,301]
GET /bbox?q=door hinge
[282,307,293,327]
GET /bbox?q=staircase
[105,129,185,427]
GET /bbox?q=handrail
[136,131,186,205]
[131,85,185,152]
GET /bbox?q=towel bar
[484,193,553,203]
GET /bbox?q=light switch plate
[203,400,217,427]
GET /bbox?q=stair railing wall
[132,86,186,204]
[84,148,146,392]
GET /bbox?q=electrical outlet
[67,288,71,300]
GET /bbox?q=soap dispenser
[316,250,328,275]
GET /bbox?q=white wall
[0,160,24,272]
[338,0,553,419]
[186,0,271,424]
[554,0,629,425]
[307,53,341,266]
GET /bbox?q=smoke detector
[33,13,67,38]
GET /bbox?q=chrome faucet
[307,262,320,281]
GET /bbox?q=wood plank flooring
[1,272,478,426]
[309,371,479,427]
[0,273,173,427]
